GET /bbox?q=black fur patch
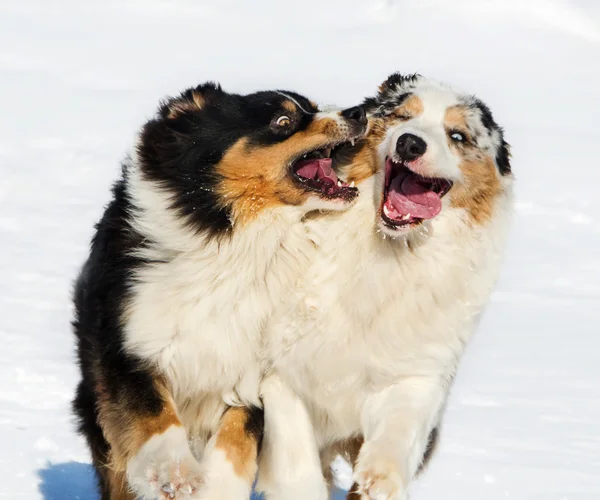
[417,426,440,474]
[471,99,512,176]
[71,177,167,498]
[243,405,265,454]
[378,72,421,96]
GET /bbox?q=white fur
[260,80,514,499]
[383,84,464,183]
[195,433,255,500]
[256,374,329,500]
[122,150,328,462]
[127,424,204,500]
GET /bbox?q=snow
[1,0,599,498]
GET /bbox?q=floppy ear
[159,82,224,120]
[363,73,421,113]
[378,72,420,96]
[137,82,229,178]
[496,138,512,176]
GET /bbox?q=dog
[257,73,514,500]
[71,82,367,500]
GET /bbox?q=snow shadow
[38,461,98,500]
[36,462,345,499]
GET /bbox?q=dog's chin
[377,213,428,238]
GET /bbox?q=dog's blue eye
[450,131,466,143]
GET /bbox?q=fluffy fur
[257,74,514,500]
[71,82,367,500]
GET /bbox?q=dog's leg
[342,426,439,500]
[353,377,447,500]
[195,405,263,499]
[338,436,364,500]
[319,436,363,499]
[95,373,204,500]
[256,374,328,500]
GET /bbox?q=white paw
[127,426,204,499]
[354,456,407,500]
[155,456,203,499]
[130,452,204,499]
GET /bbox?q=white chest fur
[266,177,513,443]
[122,200,320,413]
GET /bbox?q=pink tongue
[388,172,442,219]
[294,158,338,182]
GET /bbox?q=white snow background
[1,0,599,498]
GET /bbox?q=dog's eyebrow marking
[275,91,315,115]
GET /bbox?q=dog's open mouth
[292,145,357,201]
[381,158,452,228]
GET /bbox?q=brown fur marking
[345,119,386,184]
[444,106,471,140]
[318,436,364,499]
[214,406,259,481]
[342,435,364,500]
[390,94,424,120]
[444,105,502,225]
[96,378,181,472]
[216,117,345,225]
[281,100,298,114]
[105,468,135,500]
[449,154,502,226]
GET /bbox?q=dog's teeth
[383,205,391,216]
[350,181,355,188]
[403,213,411,220]
[350,139,355,146]
[337,180,342,187]
[324,148,332,158]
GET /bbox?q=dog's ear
[472,98,512,176]
[363,73,421,114]
[377,73,420,97]
[496,138,512,176]
[138,83,227,172]
[159,82,224,120]
[378,73,404,94]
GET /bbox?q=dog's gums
[381,158,452,228]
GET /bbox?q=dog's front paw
[127,428,204,499]
[130,452,204,499]
[354,455,407,500]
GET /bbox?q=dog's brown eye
[276,115,291,127]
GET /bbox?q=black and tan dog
[72,82,366,500]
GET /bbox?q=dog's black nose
[341,106,367,127]
[396,133,427,161]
